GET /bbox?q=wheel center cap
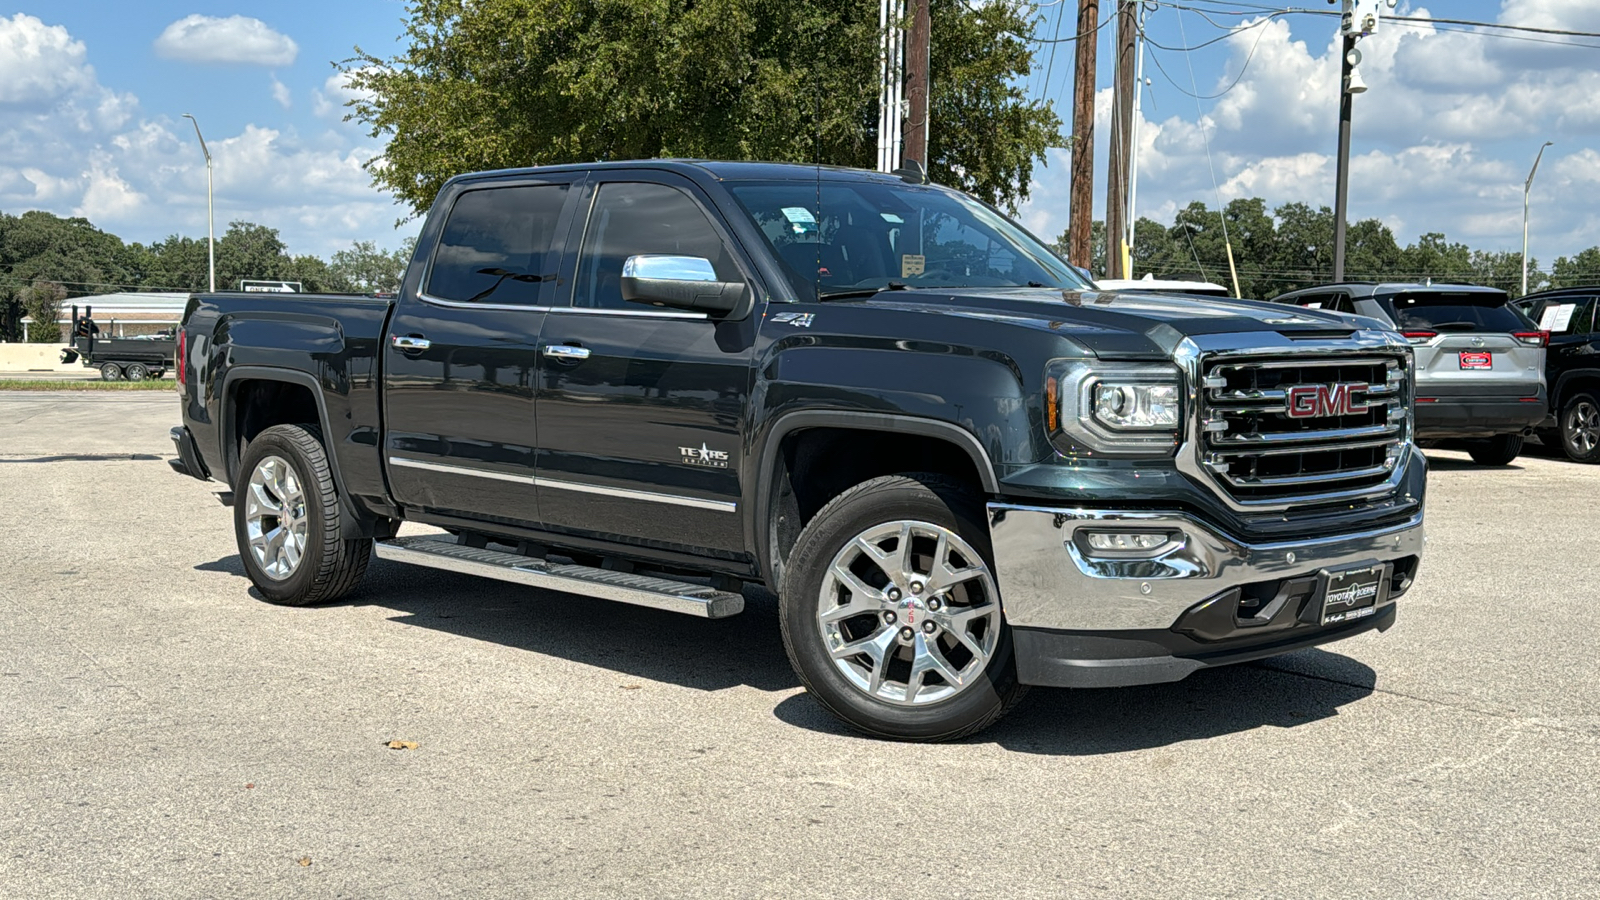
[900,595,926,625]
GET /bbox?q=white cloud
[0,13,96,106]
[312,70,376,120]
[1020,1,1600,263]
[271,76,291,110]
[153,15,298,67]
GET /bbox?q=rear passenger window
[426,184,568,305]
[1534,297,1598,335]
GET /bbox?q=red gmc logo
[1286,382,1369,419]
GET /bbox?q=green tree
[329,239,411,292]
[343,0,1061,216]
[19,280,66,342]
[0,211,135,340]
[1549,248,1600,290]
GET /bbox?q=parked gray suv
[1271,283,1547,465]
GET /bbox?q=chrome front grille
[1199,355,1407,505]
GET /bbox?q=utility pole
[1522,141,1553,297]
[1332,1,1381,282]
[1125,1,1147,276]
[904,0,931,168]
[1105,1,1137,279]
[1068,0,1099,271]
[877,0,905,173]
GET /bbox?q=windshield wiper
[816,282,907,302]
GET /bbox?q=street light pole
[182,114,215,293]
[1522,141,1553,297]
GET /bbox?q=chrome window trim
[387,457,736,512]
[549,307,710,321]
[415,291,550,313]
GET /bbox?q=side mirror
[620,255,745,315]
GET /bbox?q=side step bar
[372,536,745,618]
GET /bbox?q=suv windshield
[1381,291,1531,333]
[727,180,1090,298]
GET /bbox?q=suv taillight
[177,329,186,386]
[1401,331,1437,344]
[1514,331,1549,347]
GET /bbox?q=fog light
[1080,530,1177,559]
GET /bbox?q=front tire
[1467,433,1523,466]
[779,474,1025,742]
[1560,392,1600,463]
[234,424,370,606]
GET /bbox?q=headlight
[1045,361,1184,457]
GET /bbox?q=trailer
[59,305,176,381]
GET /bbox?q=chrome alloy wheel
[817,520,1001,706]
[244,455,309,580]
[1568,400,1600,456]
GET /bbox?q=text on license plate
[1460,351,1492,369]
[1321,565,1384,626]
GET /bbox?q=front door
[534,174,761,556]
[383,177,577,527]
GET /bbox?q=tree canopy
[342,0,1062,215]
[1056,200,1583,301]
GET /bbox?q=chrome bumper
[987,503,1425,632]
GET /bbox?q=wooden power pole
[904,0,932,168]
[1068,0,1099,271]
[1105,1,1136,280]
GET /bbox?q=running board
[372,536,744,618]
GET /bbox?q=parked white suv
[1271,283,1548,465]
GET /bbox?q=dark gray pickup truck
[170,160,1427,740]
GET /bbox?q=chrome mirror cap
[622,255,718,283]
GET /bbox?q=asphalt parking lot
[2,391,1596,898]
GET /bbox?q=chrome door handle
[543,344,591,360]
[391,335,431,351]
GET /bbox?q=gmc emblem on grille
[1285,382,1369,419]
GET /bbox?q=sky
[1,1,1596,271]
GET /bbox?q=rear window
[1381,291,1531,333]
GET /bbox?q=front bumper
[987,502,1424,688]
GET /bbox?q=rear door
[383,175,580,527]
[1532,294,1600,399]
[1383,291,1544,400]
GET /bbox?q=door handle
[392,334,431,351]
[543,344,591,360]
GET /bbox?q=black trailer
[59,305,176,381]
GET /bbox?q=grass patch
[0,379,176,391]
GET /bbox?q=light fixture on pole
[1522,140,1553,297]
[181,114,215,293]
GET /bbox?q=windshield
[727,179,1090,298]
[1382,291,1530,333]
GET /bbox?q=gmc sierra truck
[170,160,1427,741]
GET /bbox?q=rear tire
[234,424,370,606]
[99,363,122,381]
[125,363,149,381]
[1560,392,1600,463]
[1467,433,1523,466]
[779,473,1025,742]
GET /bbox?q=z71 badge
[680,443,730,468]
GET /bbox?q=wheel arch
[1554,369,1600,411]
[221,367,388,539]
[750,411,1000,592]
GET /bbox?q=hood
[844,287,1372,356]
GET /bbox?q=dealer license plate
[1459,350,1492,369]
[1320,565,1385,626]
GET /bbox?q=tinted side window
[574,182,740,310]
[1533,296,1599,335]
[426,184,568,304]
[1291,293,1353,313]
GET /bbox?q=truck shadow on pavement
[199,553,1379,752]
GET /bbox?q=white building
[22,291,190,341]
